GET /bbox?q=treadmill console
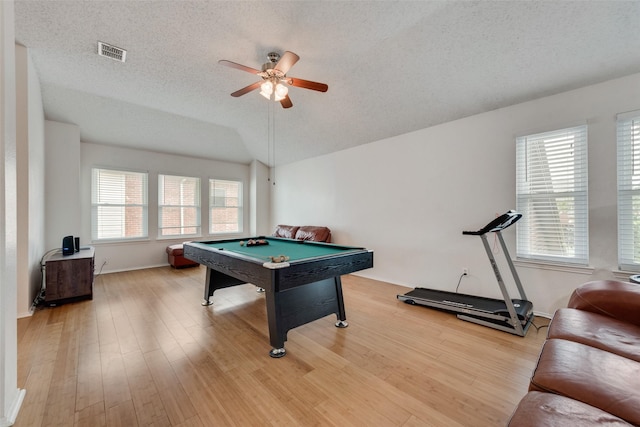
[462,210,522,236]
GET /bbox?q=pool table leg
[202,267,216,305]
[201,267,245,306]
[264,276,350,358]
[264,288,286,358]
[269,347,286,358]
[334,276,349,328]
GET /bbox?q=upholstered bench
[166,243,199,268]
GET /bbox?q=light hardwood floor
[15,266,548,426]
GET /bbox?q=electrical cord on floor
[530,322,549,333]
[94,260,107,278]
[32,248,63,309]
[455,273,465,293]
[530,315,551,333]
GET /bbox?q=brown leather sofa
[272,224,332,243]
[508,280,640,426]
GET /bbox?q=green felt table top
[196,238,363,263]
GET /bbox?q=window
[92,168,148,241]
[158,174,200,237]
[209,179,242,234]
[617,111,640,271]
[516,125,588,264]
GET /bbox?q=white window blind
[91,168,148,241]
[158,174,200,237]
[209,179,243,234]
[617,111,640,271]
[516,125,588,264]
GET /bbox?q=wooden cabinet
[45,247,95,305]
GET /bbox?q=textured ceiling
[14,1,640,166]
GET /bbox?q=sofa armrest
[568,280,640,327]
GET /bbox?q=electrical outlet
[463,268,469,276]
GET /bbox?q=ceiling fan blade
[274,51,300,74]
[219,60,261,74]
[230,81,262,97]
[288,77,328,92]
[280,95,293,109]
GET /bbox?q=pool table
[183,237,374,357]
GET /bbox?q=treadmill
[397,210,533,337]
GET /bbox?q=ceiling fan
[219,51,328,109]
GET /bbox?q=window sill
[206,232,245,238]
[91,238,151,246]
[515,261,639,281]
[157,235,202,241]
[612,269,639,281]
[514,259,594,275]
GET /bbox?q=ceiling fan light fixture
[260,81,273,99]
[274,83,288,101]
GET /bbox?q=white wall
[0,1,25,424]
[80,142,251,273]
[272,72,640,317]
[249,159,271,236]
[16,44,45,318]
[44,120,81,250]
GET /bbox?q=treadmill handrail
[462,210,522,236]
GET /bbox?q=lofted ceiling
[14,1,640,166]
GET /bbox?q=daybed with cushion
[507,280,640,426]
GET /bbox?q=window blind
[158,174,201,237]
[617,111,640,270]
[516,125,588,264]
[91,168,148,241]
[209,179,243,234]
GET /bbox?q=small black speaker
[62,235,75,255]
[74,237,80,252]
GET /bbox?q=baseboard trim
[1,388,26,426]
[533,310,553,320]
[100,263,171,275]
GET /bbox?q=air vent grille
[97,41,127,62]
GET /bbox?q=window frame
[158,173,201,239]
[515,125,589,265]
[208,179,243,235]
[91,167,149,242]
[617,110,640,271]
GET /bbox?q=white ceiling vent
[97,41,127,62]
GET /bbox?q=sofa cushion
[273,225,300,239]
[508,391,633,427]
[568,280,640,327]
[529,339,640,425]
[548,308,640,362]
[294,226,331,242]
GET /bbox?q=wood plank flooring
[15,266,548,426]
